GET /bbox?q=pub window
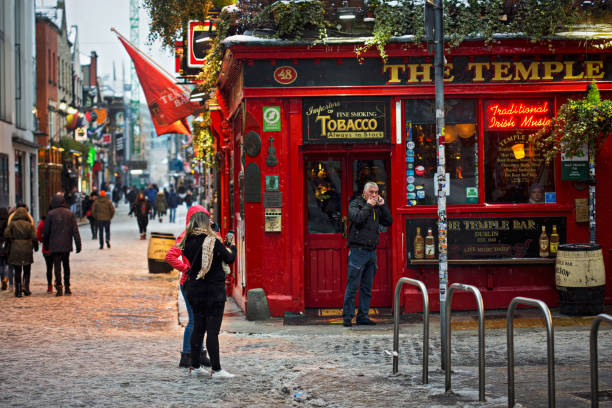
[306,160,342,233]
[484,99,555,204]
[405,99,478,205]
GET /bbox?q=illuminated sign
[485,100,552,130]
[187,20,216,68]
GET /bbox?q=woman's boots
[22,270,31,296]
[14,280,22,297]
[55,283,63,297]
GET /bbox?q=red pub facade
[210,37,612,316]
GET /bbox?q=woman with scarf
[4,207,37,297]
[179,211,236,378]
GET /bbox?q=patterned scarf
[194,228,220,280]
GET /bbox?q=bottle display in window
[425,228,435,259]
[549,225,559,256]
[414,227,424,259]
[539,225,549,258]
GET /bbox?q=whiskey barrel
[555,243,605,315]
[147,232,175,273]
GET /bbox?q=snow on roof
[35,0,63,30]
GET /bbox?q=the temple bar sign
[303,97,391,144]
[243,55,611,88]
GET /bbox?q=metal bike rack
[507,297,555,408]
[590,313,612,408]
[391,277,429,384]
[444,283,486,402]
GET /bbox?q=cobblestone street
[1,204,612,407]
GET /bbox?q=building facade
[0,0,39,215]
[213,37,612,317]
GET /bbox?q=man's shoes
[356,318,376,326]
[99,246,103,250]
[342,319,352,327]
[47,284,53,293]
[106,240,111,248]
[64,286,72,295]
[211,369,235,379]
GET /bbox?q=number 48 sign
[263,106,281,132]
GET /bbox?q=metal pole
[590,314,612,407]
[445,283,485,402]
[432,0,448,372]
[392,277,429,384]
[507,297,555,408]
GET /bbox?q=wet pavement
[1,203,611,407]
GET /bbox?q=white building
[0,0,39,215]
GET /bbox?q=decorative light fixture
[189,90,206,102]
[59,99,67,112]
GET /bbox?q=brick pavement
[0,203,611,407]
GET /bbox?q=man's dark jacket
[347,195,393,250]
[43,194,81,254]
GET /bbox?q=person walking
[43,193,82,296]
[165,205,212,369]
[184,190,194,210]
[126,187,137,210]
[112,184,122,207]
[342,181,393,327]
[130,192,151,240]
[82,193,97,240]
[167,187,179,223]
[91,190,115,249]
[4,207,38,297]
[144,184,158,220]
[180,211,236,378]
[0,207,11,290]
[36,215,54,293]
[154,190,168,223]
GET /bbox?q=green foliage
[191,112,216,169]
[253,0,328,41]
[56,137,93,160]
[142,0,215,49]
[195,11,233,99]
[529,82,612,163]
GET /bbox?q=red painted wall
[36,20,58,140]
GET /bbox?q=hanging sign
[303,97,391,144]
[263,106,281,132]
[561,146,588,181]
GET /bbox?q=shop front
[215,38,612,316]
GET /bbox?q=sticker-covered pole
[432,0,448,370]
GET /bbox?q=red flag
[157,119,191,137]
[113,29,200,136]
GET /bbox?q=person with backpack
[130,192,151,240]
[91,190,115,249]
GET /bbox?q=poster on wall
[303,97,391,144]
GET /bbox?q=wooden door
[304,154,392,308]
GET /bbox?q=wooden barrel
[147,232,176,273]
[555,243,606,315]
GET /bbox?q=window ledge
[409,257,556,265]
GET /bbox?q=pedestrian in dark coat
[126,187,137,209]
[130,193,151,239]
[4,207,37,297]
[167,188,179,223]
[43,193,82,296]
[0,207,10,291]
[91,190,115,249]
[184,190,194,209]
[82,194,98,239]
[181,211,236,378]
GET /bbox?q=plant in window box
[528,81,612,243]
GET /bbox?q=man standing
[92,190,115,249]
[342,181,393,327]
[43,193,81,296]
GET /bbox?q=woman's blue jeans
[180,284,204,354]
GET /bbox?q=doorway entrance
[304,153,392,308]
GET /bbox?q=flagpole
[110,27,192,94]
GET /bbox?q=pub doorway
[304,152,392,308]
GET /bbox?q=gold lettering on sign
[383,64,405,84]
[492,62,513,81]
[542,61,564,80]
[406,64,433,83]
[444,63,455,82]
[514,62,541,81]
[468,62,490,82]
[563,61,583,80]
[585,60,605,79]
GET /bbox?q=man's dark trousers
[342,247,377,322]
[98,220,111,247]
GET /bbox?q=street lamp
[59,99,67,113]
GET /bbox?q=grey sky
[65,0,175,93]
